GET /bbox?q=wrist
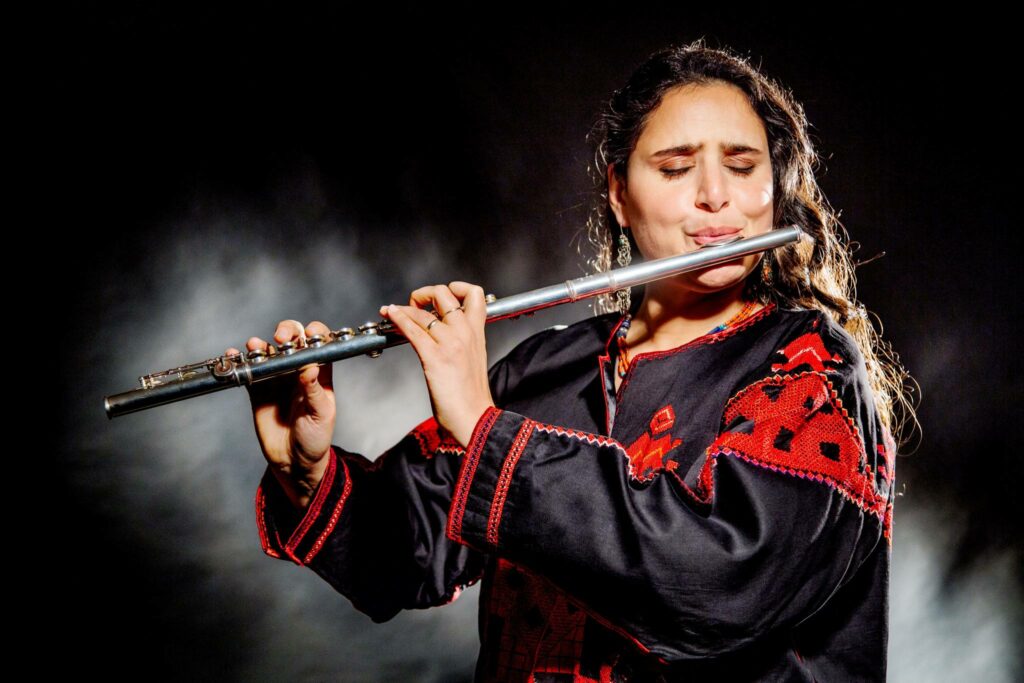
[272,449,332,511]
[453,403,496,449]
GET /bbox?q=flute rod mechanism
[103,225,804,418]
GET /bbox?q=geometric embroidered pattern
[771,332,844,374]
[530,422,676,486]
[707,372,891,540]
[411,415,465,458]
[487,418,535,546]
[481,557,655,681]
[448,407,502,548]
[624,404,682,483]
[483,558,587,681]
[254,446,353,564]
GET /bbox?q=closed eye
[660,166,756,178]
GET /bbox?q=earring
[616,226,632,267]
[761,253,774,287]
[615,226,632,315]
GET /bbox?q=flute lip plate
[697,234,745,248]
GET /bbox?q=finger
[384,303,449,338]
[297,358,334,422]
[447,281,485,326]
[304,321,334,392]
[409,284,443,309]
[410,284,462,321]
[383,304,440,361]
[275,319,306,344]
[272,319,314,387]
[304,320,332,339]
[244,336,271,352]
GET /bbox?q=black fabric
[256,304,896,681]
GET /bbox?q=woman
[232,40,910,681]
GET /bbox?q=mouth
[696,233,745,249]
[692,227,743,245]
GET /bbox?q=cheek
[630,175,685,221]
[743,180,774,212]
[736,180,775,230]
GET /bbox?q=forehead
[635,82,767,152]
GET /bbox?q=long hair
[582,38,917,447]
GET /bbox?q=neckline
[604,300,777,365]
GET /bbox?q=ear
[607,162,630,228]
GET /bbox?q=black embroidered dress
[255,303,896,681]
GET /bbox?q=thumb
[298,363,334,420]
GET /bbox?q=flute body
[103,226,804,418]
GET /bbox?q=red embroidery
[448,406,502,546]
[487,418,535,546]
[771,332,843,374]
[484,558,666,679]
[650,405,675,434]
[615,303,777,400]
[282,447,339,564]
[708,373,889,533]
[626,435,682,482]
[411,415,464,458]
[624,404,683,482]
[304,455,353,564]
[878,428,897,543]
[254,485,281,559]
[533,423,623,451]
[529,421,680,485]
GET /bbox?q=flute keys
[247,349,268,363]
[359,322,383,358]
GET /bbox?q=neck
[628,281,759,349]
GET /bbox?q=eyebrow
[651,143,764,158]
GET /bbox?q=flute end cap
[788,224,815,246]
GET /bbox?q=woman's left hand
[379,281,495,448]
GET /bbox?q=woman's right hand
[226,319,336,511]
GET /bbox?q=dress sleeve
[444,326,896,664]
[254,356,516,623]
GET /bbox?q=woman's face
[608,81,774,295]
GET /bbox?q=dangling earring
[616,225,632,267]
[615,225,632,315]
[761,253,774,288]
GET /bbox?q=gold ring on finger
[441,305,465,321]
[426,318,440,331]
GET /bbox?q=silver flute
[103,225,805,418]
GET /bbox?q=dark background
[57,3,1020,680]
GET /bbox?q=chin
[690,264,751,292]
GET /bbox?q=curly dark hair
[582,38,917,446]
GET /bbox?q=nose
[694,163,729,212]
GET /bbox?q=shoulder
[719,306,895,546]
[487,312,620,399]
[493,312,619,369]
[766,306,867,388]
[752,307,886,484]
[730,306,879,455]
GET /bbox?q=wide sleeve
[254,356,516,623]
[444,327,896,664]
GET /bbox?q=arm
[254,355,514,623]
[445,345,894,663]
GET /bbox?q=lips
[692,227,742,245]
